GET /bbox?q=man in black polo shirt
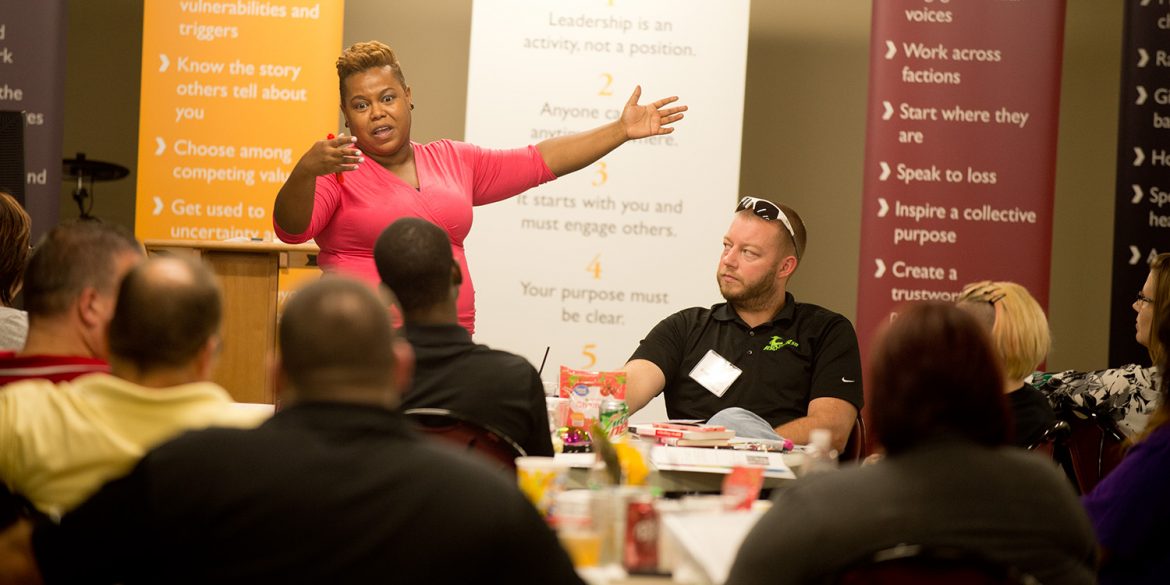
[375,217,554,457]
[626,197,862,450]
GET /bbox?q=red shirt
[0,352,110,385]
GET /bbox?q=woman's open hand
[620,86,687,140]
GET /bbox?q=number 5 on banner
[586,254,602,279]
[582,343,598,369]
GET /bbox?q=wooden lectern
[143,240,319,404]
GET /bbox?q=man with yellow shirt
[0,256,269,516]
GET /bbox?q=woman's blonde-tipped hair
[335,41,405,100]
[957,280,1050,382]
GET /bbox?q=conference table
[558,443,803,493]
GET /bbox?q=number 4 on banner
[587,254,602,279]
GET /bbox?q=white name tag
[688,349,742,398]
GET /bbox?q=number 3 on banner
[582,343,598,369]
[586,254,601,279]
[599,73,614,96]
[592,162,608,187]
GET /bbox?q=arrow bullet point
[1130,246,1142,266]
[882,101,894,120]
[885,41,897,60]
[1134,147,1145,166]
[1133,185,1144,204]
[1137,86,1148,105]
[879,162,891,181]
[154,137,166,155]
[159,54,170,72]
[878,198,889,217]
[1138,48,1149,68]
[152,197,164,216]
[874,259,887,278]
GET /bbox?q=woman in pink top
[274,41,685,333]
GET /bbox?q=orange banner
[135,0,343,242]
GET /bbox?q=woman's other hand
[297,134,363,177]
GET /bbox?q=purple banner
[0,1,66,239]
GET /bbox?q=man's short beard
[719,263,781,312]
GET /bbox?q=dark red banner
[856,1,1067,355]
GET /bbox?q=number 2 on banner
[586,254,602,279]
[592,162,608,187]
[599,73,614,96]
[582,343,598,369]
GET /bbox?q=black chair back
[403,408,527,472]
[835,544,1041,585]
[1027,419,1071,458]
[1055,410,1127,494]
[840,416,868,462]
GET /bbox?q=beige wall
[60,0,1123,370]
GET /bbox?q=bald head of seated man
[0,221,143,384]
[10,277,582,585]
[0,256,269,516]
[625,197,863,451]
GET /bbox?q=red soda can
[624,497,659,572]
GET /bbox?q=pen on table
[327,133,345,185]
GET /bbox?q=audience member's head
[373,218,459,318]
[21,222,142,357]
[1138,253,1170,365]
[870,302,1010,455]
[277,277,412,406]
[957,281,1050,389]
[719,197,807,309]
[0,191,31,307]
[106,256,222,381]
[733,196,807,264]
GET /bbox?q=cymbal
[62,153,129,182]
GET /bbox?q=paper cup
[516,456,569,517]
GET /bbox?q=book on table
[632,422,736,441]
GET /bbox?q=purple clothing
[1082,423,1170,584]
[275,140,555,333]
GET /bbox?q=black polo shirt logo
[763,336,799,351]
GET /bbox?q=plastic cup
[545,397,569,432]
[553,490,602,568]
[516,456,569,517]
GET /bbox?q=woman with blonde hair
[0,191,31,350]
[957,280,1056,447]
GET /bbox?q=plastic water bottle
[801,428,839,477]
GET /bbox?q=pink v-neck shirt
[275,140,555,334]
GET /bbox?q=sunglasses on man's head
[735,196,799,258]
